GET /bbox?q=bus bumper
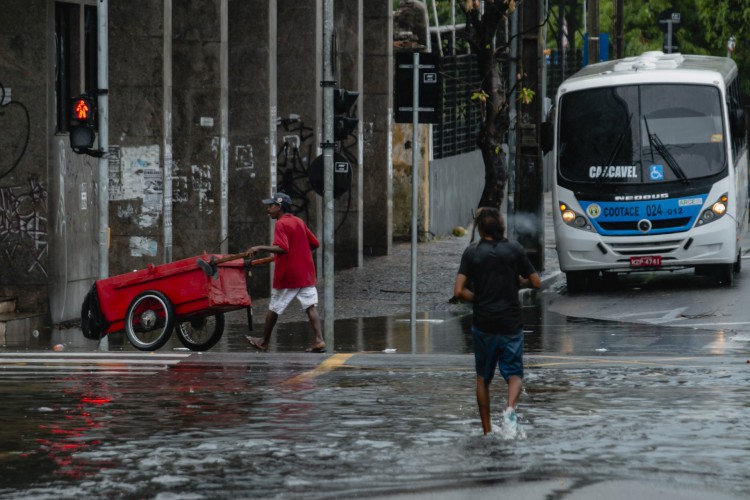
[555,216,740,273]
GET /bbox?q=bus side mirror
[541,122,553,154]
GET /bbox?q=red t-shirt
[272,214,319,289]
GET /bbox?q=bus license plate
[630,256,662,267]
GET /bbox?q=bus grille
[606,239,684,255]
[598,217,692,232]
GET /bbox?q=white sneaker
[502,407,518,438]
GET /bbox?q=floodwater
[2,302,750,498]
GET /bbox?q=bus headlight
[561,208,576,223]
[696,193,728,226]
[559,202,594,231]
[712,199,727,216]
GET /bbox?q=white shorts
[269,286,318,315]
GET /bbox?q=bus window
[559,86,639,184]
[558,84,725,184]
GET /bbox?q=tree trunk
[462,1,511,210]
[477,54,509,209]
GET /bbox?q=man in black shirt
[453,207,541,436]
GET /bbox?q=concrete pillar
[276,1,320,233]
[226,0,276,295]
[362,1,393,256]
[162,0,173,263]
[169,1,223,261]
[107,0,170,275]
[331,0,363,269]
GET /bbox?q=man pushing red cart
[80,253,272,351]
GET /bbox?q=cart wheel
[125,290,175,351]
[81,286,108,340]
[176,313,225,351]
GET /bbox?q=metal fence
[432,50,582,161]
[432,54,483,160]
[546,49,584,100]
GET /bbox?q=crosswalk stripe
[0,352,191,358]
[0,357,183,365]
[0,351,192,377]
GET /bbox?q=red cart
[80,254,272,351]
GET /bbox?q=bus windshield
[558,84,726,184]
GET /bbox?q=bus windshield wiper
[604,113,632,168]
[643,116,689,185]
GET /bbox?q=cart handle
[249,256,274,266]
[197,253,274,279]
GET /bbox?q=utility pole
[96,0,109,351]
[97,0,109,280]
[613,0,624,59]
[586,0,599,64]
[515,0,544,271]
[321,0,335,349]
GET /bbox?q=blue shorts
[472,326,524,384]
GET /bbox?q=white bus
[544,51,748,291]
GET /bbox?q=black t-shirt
[458,238,536,334]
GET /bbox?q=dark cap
[262,192,292,209]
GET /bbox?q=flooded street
[1,301,749,498]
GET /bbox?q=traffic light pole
[96,0,109,352]
[410,51,419,351]
[322,0,335,350]
[97,0,109,280]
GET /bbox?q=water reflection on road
[2,349,748,498]
[1,303,749,498]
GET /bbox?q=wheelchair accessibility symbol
[650,164,664,181]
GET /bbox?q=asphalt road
[4,299,750,500]
[4,193,749,498]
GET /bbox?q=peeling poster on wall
[129,236,158,257]
[108,145,163,228]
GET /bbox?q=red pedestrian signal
[74,98,92,122]
[70,94,97,154]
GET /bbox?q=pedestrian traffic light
[333,88,359,141]
[70,94,97,154]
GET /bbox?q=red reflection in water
[29,380,116,480]
[80,396,111,405]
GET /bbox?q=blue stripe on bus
[579,196,706,236]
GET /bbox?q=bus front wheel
[714,264,734,287]
[734,248,742,273]
[566,271,594,293]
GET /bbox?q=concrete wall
[0,0,51,313]
[391,122,429,240]
[0,0,392,323]
[428,150,484,237]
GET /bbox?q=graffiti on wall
[339,128,359,166]
[0,179,48,276]
[191,164,214,214]
[235,145,256,177]
[171,162,189,204]
[276,115,316,220]
[171,160,215,214]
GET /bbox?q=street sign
[394,51,442,123]
[658,9,681,33]
[308,153,352,198]
[658,10,680,53]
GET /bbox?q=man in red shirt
[245,193,325,353]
